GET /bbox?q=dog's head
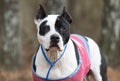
[34,5,72,51]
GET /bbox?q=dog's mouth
[46,44,61,51]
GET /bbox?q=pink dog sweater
[32,34,90,81]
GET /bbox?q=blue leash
[40,45,67,81]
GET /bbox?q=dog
[32,5,107,81]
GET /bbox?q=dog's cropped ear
[61,7,72,24]
[34,5,47,24]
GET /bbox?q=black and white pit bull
[32,5,107,81]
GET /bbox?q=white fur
[86,37,102,81]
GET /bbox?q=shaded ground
[0,66,32,81]
[0,66,120,81]
[107,67,120,81]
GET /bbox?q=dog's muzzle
[50,34,60,48]
[50,34,60,44]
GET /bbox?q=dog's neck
[45,47,61,62]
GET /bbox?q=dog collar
[40,45,67,81]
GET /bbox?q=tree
[100,0,120,67]
[46,0,65,14]
[0,0,21,68]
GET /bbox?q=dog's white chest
[35,39,77,79]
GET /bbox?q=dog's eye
[44,26,50,31]
[60,26,66,32]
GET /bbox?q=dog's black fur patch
[100,49,107,81]
[72,40,79,65]
[39,21,50,36]
[55,16,70,45]
[36,5,47,20]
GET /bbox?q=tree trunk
[47,0,65,14]
[0,0,21,69]
[100,0,120,67]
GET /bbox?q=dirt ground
[0,66,120,81]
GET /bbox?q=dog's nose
[50,34,60,43]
